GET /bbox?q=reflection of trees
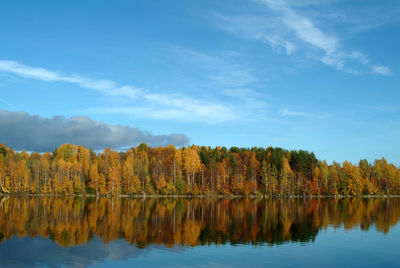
[0,197,399,247]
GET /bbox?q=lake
[0,197,399,267]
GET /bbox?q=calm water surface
[0,197,399,267]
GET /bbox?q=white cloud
[215,13,278,39]
[348,51,369,65]
[215,0,391,75]
[143,93,237,123]
[87,104,235,124]
[215,13,297,55]
[0,60,145,98]
[371,65,391,76]
[281,108,328,119]
[260,34,296,55]
[0,59,241,124]
[139,46,270,122]
[263,0,338,54]
[0,60,61,81]
[281,108,311,117]
[260,0,391,75]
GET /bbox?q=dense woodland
[0,143,399,196]
[0,197,399,247]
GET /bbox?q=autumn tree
[182,147,201,191]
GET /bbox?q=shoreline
[1,193,400,198]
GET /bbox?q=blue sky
[0,0,399,164]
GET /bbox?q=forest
[0,143,399,196]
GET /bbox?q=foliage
[0,143,398,196]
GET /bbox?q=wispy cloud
[0,60,144,98]
[262,0,392,75]
[0,98,18,110]
[138,45,270,122]
[215,12,296,56]
[281,108,312,117]
[87,89,268,124]
[220,88,257,98]
[373,105,400,113]
[164,45,259,88]
[371,65,391,76]
[215,0,392,75]
[263,0,338,53]
[210,69,257,87]
[262,35,296,55]
[87,105,235,124]
[0,59,240,124]
[281,108,328,119]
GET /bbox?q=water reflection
[0,197,399,248]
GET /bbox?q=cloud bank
[0,109,189,152]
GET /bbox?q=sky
[0,0,399,164]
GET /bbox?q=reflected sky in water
[0,197,399,267]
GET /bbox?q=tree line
[0,197,399,247]
[0,143,399,196]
